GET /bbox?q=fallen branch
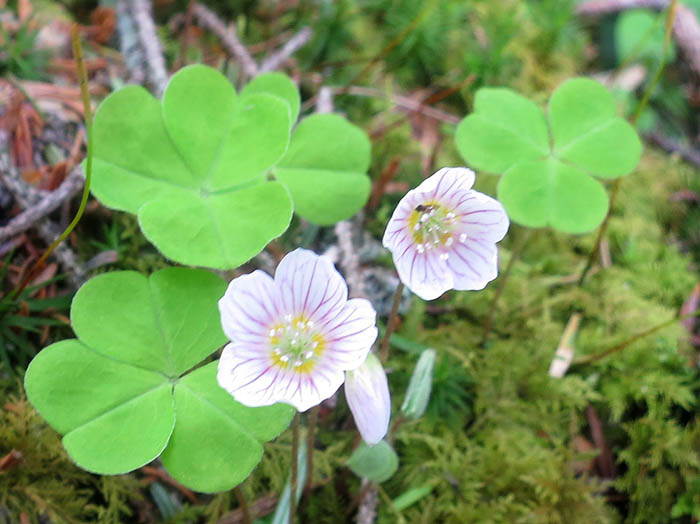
[217,494,278,524]
[192,3,259,78]
[129,0,169,95]
[577,0,700,77]
[259,27,312,73]
[0,152,85,287]
[646,132,700,167]
[355,479,378,524]
[116,0,146,85]
[330,86,461,124]
[0,167,84,242]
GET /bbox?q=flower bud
[400,348,436,420]
[345,353,391,445]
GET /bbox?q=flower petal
[322,298,378,370]
[275,248,348,324]
[395,248,452,301]
[413,166,475,198]
[345,353,391,445]
[252,364,345,412]
[456,191,509,243]
[217,343,276,406]
[446,237,499,290]
[219,270,279,342]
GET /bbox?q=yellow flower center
[407,200,463,257]
[268,314,326,374]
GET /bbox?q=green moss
[376,148,700,523]
[0,383,141,523]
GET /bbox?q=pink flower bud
[345,353,391,445]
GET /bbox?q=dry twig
[192,3,259,78]
[0,167,83,242]
[259,27,312,73]
[330,86,461,124]
[129,0,169,95]
[0,152,85,287]
[355,479,378,524]
[116,0,146,85]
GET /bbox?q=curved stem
[289,412,300,524]
[12,25,93,299]
[380,281,404,362]
[303,406,318,499]
[574,307,699,366]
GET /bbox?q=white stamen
[417,244,425,253]
[460,233,467,242]
[294,360,303,367]
[305,351,314,359]
[280,355,290,362]
[440,253,449,260]
[269,329,276,337]
[420,214,429,223]
[446,237,454,246]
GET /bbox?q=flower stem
[481,229,529,347]
[579,0,678,287]
[234,485,252,524]
[380,281,405,362]
[303,406,318,499]
[577,180,621,286]
[289,412,300,524]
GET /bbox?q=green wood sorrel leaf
[347,440,399,483]
[272,113,372,225]
[455,77,642,233]
[90,65,372,268]
[24,268,294,492]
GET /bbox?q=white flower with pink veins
[382,167,510,300]
[217,249,378,412]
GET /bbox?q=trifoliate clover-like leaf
[24,268,294,492]
[91,65,374,268]
[240,72,301,125]
[273,113,372,225]
[456,77,642,233]
[91,65,292,269]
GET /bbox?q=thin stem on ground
[574,307,699,365]
[12,25,93,300]
[234,485,251,524]
[289,412,300,524]
[578,0,678,287]
[481,229,529,347]
[380,281,405,362]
